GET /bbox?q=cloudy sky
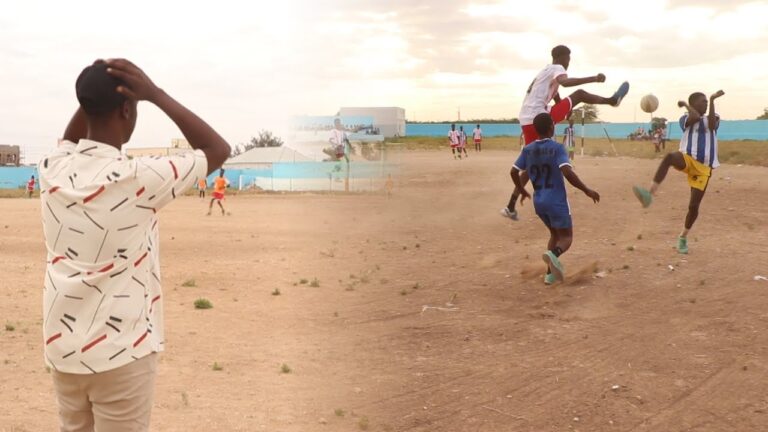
[3,0,767,162]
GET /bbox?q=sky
[2,0,767,163]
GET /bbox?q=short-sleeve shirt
[473,128,482,140]
[39,139,207,374]
[214,176,229,193]
[519,64,567,125]
[563,126,575,148]
[27,179,36,191]
[679,113,720,168]
[513,138,572,207]
[448,130,460,145]
[198,178,207,189]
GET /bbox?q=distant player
[501,44,629,220]
[473,124,483,152]
[632,90,725,254]
[198,177,207,199]
[384,173,394,198]
[459,126,469,158]
[511,113,600,284]
[26,175,35,198]
[562,117,576,161]
[324,118,350,162]
[448,124,461,159]
[207,169,230,216]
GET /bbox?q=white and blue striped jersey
[563,126,575,148]
[679,113,720,168]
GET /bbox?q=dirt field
[3,149,768,431]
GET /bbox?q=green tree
[567,104,599,123]
[232,130,284,156]
[757,108,768,120]
[650,117,668,131]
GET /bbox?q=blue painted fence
[406,120,768,141]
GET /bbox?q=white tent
[224,146,314,169]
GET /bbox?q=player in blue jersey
[510,113,600,284]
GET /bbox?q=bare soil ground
[3,149,768,431]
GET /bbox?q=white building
[339,107,405,138]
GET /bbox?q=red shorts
[212,191,225,200]
[450,143,459,148]
[474,139,481,143]
[521,97,573,145]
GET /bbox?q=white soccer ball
[640,94,659,113]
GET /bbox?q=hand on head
[105,59,161,102]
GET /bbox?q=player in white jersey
[448,123,461,159]
[632,90,725,254]
[473,124,483,152]
[324,118,351,162]
[562,117,576,161]
[501,45,630,221]
[459,126,469,158]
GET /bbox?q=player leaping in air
[632,90,725,254]
[501,44,629,220]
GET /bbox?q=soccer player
[324,118,350,162]
[197,177,207,199]
[501,44,629,220]
[459,125,469,158]
[448,124,461,159]
[632,90,725,254]
[27,175,36,198]
[510,113,600,284]
[473,124,483,152]
[562,117,576,161]
[207,169,230,216]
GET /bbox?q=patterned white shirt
[39,139,207,374]
[679,113,720,168]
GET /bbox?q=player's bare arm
[106,58,231,175]
[62,107,88,143]
[562,166,599,203]
[708,90,724,130]
[557,73,605,88]
[678,100,702,127]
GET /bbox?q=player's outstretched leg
[217,200,226,216]
[632,151,686,208]
[568,81,630,109]
[207,198,215,216]
[542,227,572,282]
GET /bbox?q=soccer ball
[640,94,659,113]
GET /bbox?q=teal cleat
[544,273,557,285]
[677,236,689,254]
[632,185,653,208]
[542,251,565,282]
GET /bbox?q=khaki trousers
[52,353,158,432]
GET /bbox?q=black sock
[552,247,563,257]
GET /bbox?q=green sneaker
[632,186,653,208]
[677,236,689,254]
[544,273,557,285]
[542,251,565,282]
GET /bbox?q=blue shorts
[534,202,572,229]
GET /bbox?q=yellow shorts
[677,154,712,191]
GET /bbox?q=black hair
[533,113,554,136]
[551,45,570,60]
[75,62,127,116]
[688,92,706,105]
